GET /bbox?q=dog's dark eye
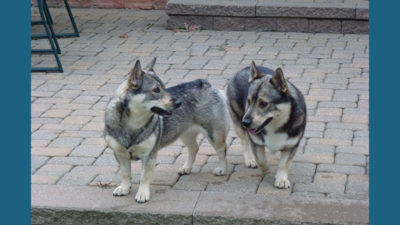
[259,100,269,108]
[247,99,251,105]
[153,87,160,93]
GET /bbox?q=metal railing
[31,0,80,73]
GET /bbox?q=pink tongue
[248,128,257,134]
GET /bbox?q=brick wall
[32,0,167,10]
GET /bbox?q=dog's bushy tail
[216,89,231,140]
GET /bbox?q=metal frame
[31,0,80,73]
[31,0,63,73]
[31,0,80,39]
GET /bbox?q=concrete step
[166,0,369,33]
[32,184,369,225]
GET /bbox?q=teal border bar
[0,1,31,224]
[370,1,399,224]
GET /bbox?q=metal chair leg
[44,8,62,54]
[31,0,80,39]
[31,0,63,73]
[63,0,80,37]
[31,0,62,54]
[43,0,54,25]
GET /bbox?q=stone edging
[32,184,369,225]
[166,0,369,33]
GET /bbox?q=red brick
[37,0,63,7]
[94,0,124,8]
[124,0,152,9]
[33,0,166,9]
[153,0,167,9]
[69,0,92,8]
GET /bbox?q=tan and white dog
[226,61,307,189]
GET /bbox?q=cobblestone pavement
[31,8,369,201]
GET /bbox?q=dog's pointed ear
[146,57,157,72]
[270,68,290,95]
[248,61,264,83]
[129,60,144,89]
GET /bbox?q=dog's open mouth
[151,107,173,116]
[247,117,273,134]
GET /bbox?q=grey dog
[104,58,230,203]
[227,61,306,189]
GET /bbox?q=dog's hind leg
[207,131,228,176]
[211,141,228,176]
[178,130,200,175]
[250,142,269,175]
[275,148,297,189]
[135,155,156,203]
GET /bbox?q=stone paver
[314,172,347,185]
[31,6,369,212]
[346,174,369,195]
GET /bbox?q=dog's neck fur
[126,105,154,130]
[109,105,159,149]
[119,82,154,130]
[105,82,161,149]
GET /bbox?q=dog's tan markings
[270,68,290,95]
[161,94,172,105]
[129,60,144,89]
[248,61,265,82]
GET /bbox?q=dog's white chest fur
[250,128,300,152]
[263,131,300,151]
[105,134,157,158]
[128,134,157,158]
[249,103,300,151]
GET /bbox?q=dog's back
[160,79,230,148]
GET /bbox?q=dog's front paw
[274,176,291,189]
[113,185,131,196]
[245,159,258,169]
[178,166,192,175]
[213,166,226,176]
[135,186,150,203]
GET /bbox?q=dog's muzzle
[151,107,173,116]
[243,117,273,134]
[173,99,182,108]
[151,99,181,116]
[241,117,252,128]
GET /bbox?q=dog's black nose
[173,99,182,108]
[242,117,252,127]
